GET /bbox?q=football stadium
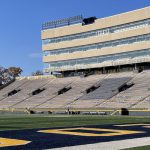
[0,6,150,150]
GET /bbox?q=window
[43,33,150,57]
[44,49,150,70]
[42,19,150,45]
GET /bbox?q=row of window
[44,49,150,69]
[43,34,150,56]
[42,18,150,45]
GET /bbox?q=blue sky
[0,0,149,76]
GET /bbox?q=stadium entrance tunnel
[121,108,129,115]
[7,89,21,97]
[57,86,72,95]
[118,82,134,93]
[30,88,45,96]
[84,83,101,94]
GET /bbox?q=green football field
[125,146,150,150]
[0,114,149,149]
[0,114,150,131]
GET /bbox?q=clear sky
[0,0,149,76]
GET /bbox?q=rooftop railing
[42,15,83,30]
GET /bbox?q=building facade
[41,7,150,75]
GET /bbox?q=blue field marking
[0,123,150,150]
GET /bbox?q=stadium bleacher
[0,70,150,115]
[97,70,150,109]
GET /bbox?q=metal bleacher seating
[36,75,105,109]
[97,70,150,109]
[12,77,75,109]
[0,70,150,111]
[68,72,134,108]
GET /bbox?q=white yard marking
[49,137,150,150]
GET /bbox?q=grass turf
[124,145,150,150]
[0,114,150,131]
[0,114,150,149]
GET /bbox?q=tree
[0,66,14,85]
[32,70,43,76]
[8,67,23,77]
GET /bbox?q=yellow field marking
[114,124,150,127]
[38,127,143,137]
[0,138,30,147]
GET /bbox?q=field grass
[0,114,150,131]
[0,114,150,149]
[124,145,150,150]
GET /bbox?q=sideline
[49,137,150,150]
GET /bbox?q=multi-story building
[41,7,150,76]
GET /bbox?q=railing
[42,15,83,30]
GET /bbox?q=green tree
[8,67,23,77]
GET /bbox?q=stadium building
[0,7,150,115]
[42,6,150,76]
